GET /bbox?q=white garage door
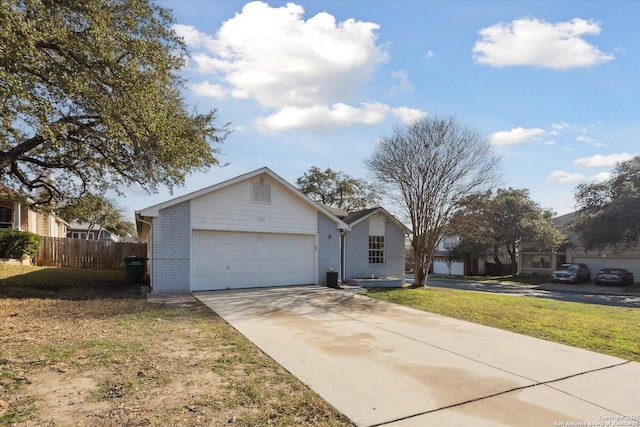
[432,259,465,276]
[572,257,638,280]
[191,231,316,291]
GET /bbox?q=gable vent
[252,181,271,203]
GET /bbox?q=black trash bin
[327,270,339,288]
[124,256,148,285]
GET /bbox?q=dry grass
[0,265,352,426]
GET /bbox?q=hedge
[0,230,42,260]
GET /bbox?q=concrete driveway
[195,286,640,427]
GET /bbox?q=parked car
[551,263,591,284]
[594,268,634,286]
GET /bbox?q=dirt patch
[22,368,109,424]
[0,281,352,426]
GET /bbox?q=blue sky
[124,0,639,221]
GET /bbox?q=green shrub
[0,230,41,259]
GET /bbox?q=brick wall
[152,201,191,292]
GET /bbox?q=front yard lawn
[367,286,640,362]
[0,265,352,426]
[3,265,638,425]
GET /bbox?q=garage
[572,256,638,280]
[432,259,464,276]
[191,230,316,291]
[136,168,350,293]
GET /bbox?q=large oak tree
[296,166,379,211]
[366,116,500,287]
[450,188,566,277]
[573,155,640,251]
[0,0,227,206]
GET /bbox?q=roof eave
[135,167,350,230]
[347,207,411,234]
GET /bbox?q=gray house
[337,207,409,283]
[67,222,119,241]
[135,167,409,293]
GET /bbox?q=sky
[122,0,639,221]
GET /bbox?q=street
[405,276,640,308]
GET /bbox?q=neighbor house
[67,222,120,241]
[0,183,67,237]
[135,167,409,293]
[430,236,486,276]
[518,211,640,280]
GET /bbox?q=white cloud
[551,122,588,134]
[389,70,414,95]
[173,1,411,132]
[189,80,227,98]
[172,24,216,49]
[546,170,587,184]
[190,53,232,75]
[490,127,545,146]
[391,107,427,125]
[576,135,605,148]
[255,102,390,132]
[594,172,611,182]
[473,18,615,70]
[573,153,634,168]
[424,50,435,59]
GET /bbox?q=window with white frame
[369,235,384,264]
[252,181,271,203]
[442,236,458,250]
[532,255,549,269]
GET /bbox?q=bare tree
[366,116,500,287]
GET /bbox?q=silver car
[551,263,591,284]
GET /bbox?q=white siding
[191,175,317,234]
[26,211,37,234]
[369,214,385,236]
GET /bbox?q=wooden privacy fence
[36,237,147,270]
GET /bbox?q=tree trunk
[509,246,518,278]
[85,223,96,240]
[493,255,502,273]
[412,252,427,287]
